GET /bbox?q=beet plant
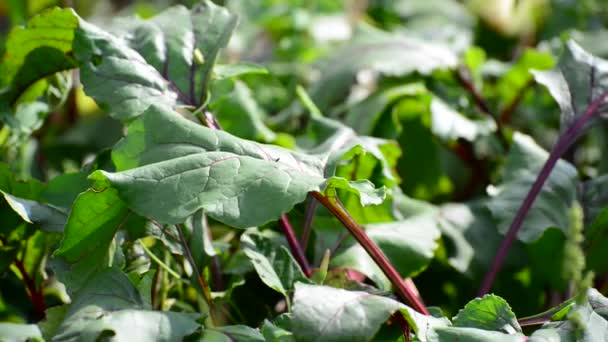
[2,1,608,341]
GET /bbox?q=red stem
[15,259,46,319]
[311,191,430,315]
[392,312,410,341]
[478,90,608,296]
[279,214,312,277]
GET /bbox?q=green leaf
[331,213,440,290]
[436,202,504,275]
[74,1,237,120]
[91,150,324,228]
[528,303,608,342]
[261,319,294,342]
[0,8,78,106]
[488,133,579,242]
[309,25,458,111]
[209,80,276,142]
[98,105,383,228]
[344,83,428,136]
[496,49,555,106]
[453,294,522,334]
[201,325,265,342]
[0,162,45,200]
[532,40,608,132]
[0,323,43,342]
[430,327,525,342]
[429,97,495,142]
[213,63,269,79]
[51,268,201,341]
[1,191,66,232]
[241,231,310,298]
[42,172,90,208]
[292,283,449,342]
[55,188,130,262]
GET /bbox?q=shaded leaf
[241,231,309,298]
[488,133,578,242]
[51,268,201,341]
[532,40,608,133]
[1,191,66,232]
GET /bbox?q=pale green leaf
[292,283,449,342]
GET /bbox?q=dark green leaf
[532,40,608,132]
[1,191,66,232]
[241,231,310,298]
[488,133,578,242]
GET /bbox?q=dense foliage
[2,0,608,340]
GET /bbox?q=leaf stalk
[279,214,312,277]
[479,90,608,296]
[311,191,430,315]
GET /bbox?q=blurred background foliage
[2,0,608,331]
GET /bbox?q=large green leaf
[292,283,449,342]
[453,294,522,334]
[241,231,310,299]
[95,105,385,228]
[50,267,201,341]
[74,1,237,120]
[488,133,579,242]
[91,149,324,228]
[331,212,440,290]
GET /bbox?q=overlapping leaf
[488,133,579,242]
[292,283,449,342]
[532,40,608,132]
[49,268,201,341]
[331,213,440,290]
[93,105,386,228]
[241,231,310,299]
